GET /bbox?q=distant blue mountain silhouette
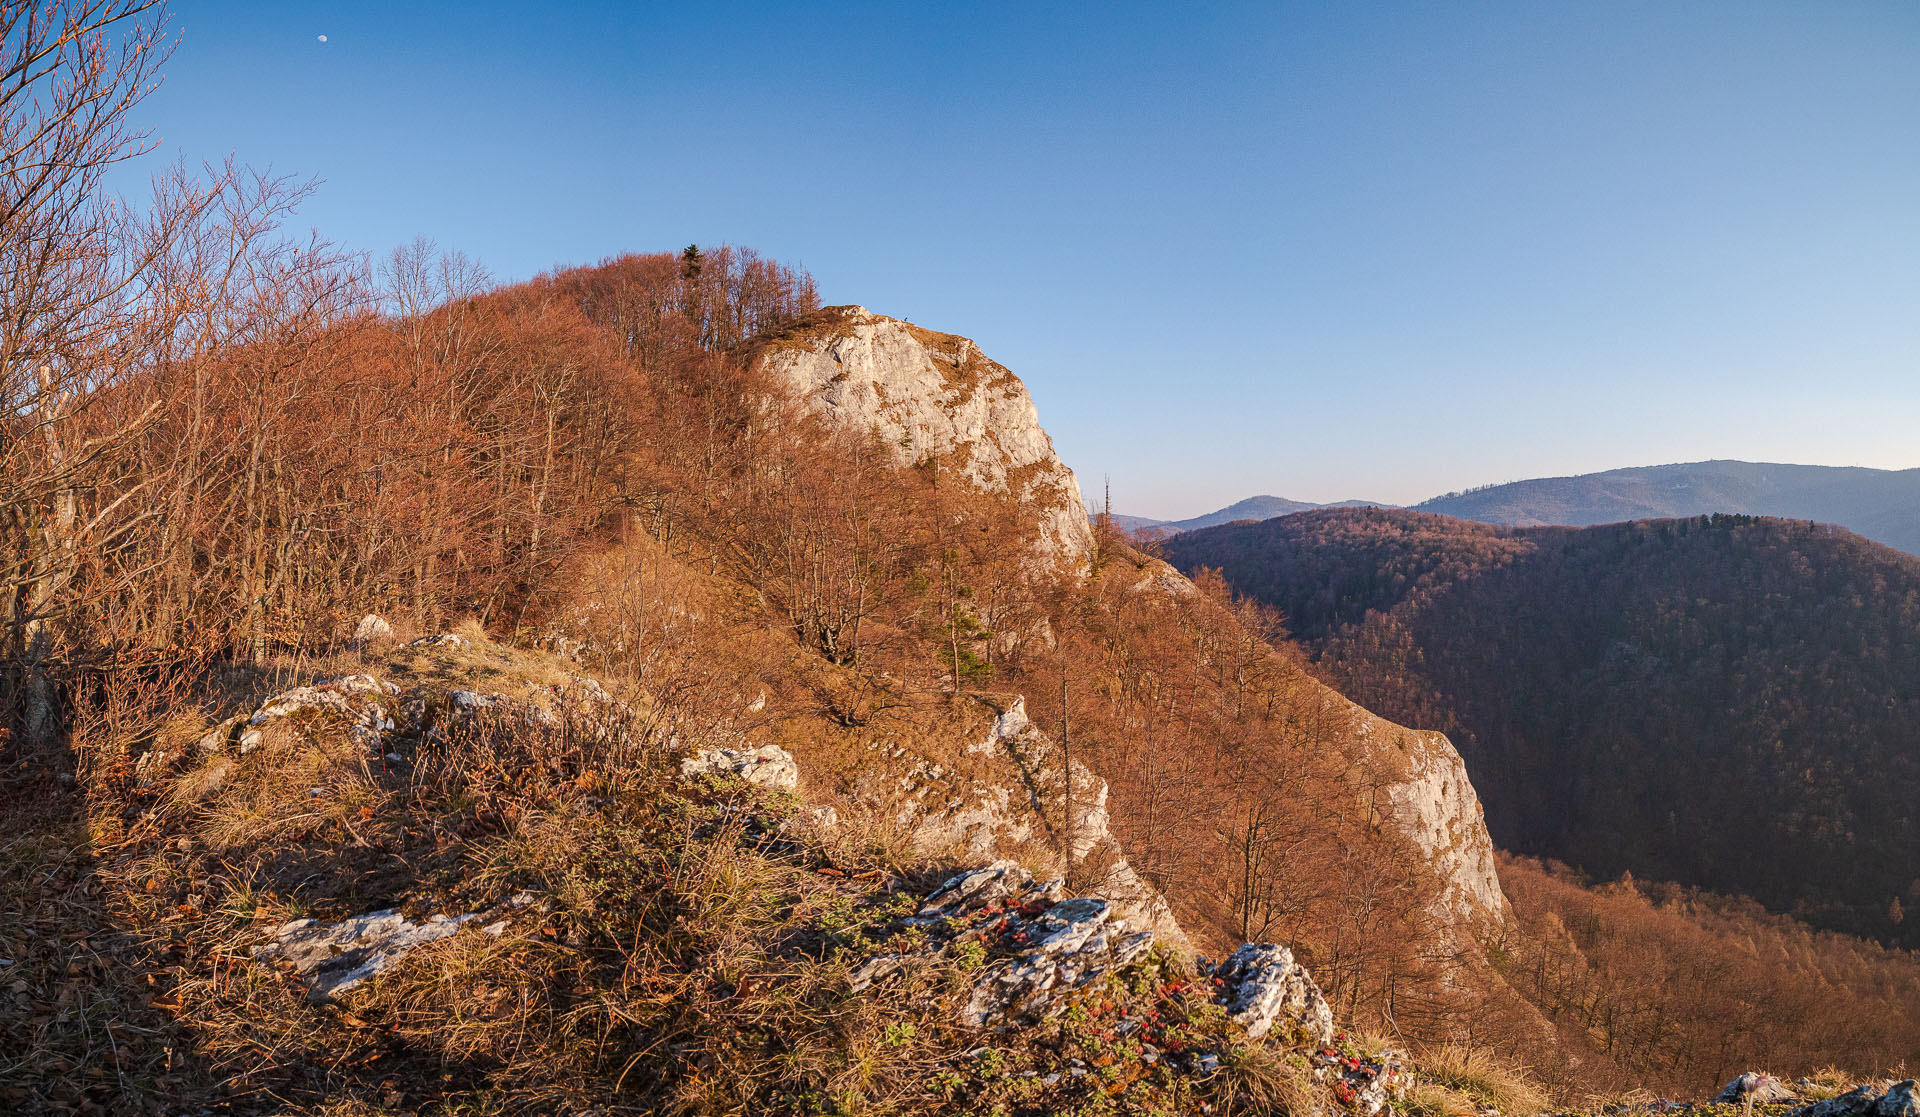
[1120,461,1920,557]
[1417,460,1920,557]
[1113,495,1386,537]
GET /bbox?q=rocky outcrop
[239,673,399,754]
[680,744,801,793]
[1719,1072,1797,1105]
[890,863,1158,1028]
[844,858,1354,1100]
[138,673,402,788]
[958,893,1154,1027]
[872,696,1189,951]
[1211,943,1334,1045]
[1792,1082,1920,1117]
[1883,1082,1920,1117]
[254,893,542,1002]
[846,862,1153,1028]
[752,306,1093,567]
[757,307,1507,945]
[1354,714,1509,931]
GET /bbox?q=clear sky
[132,1,1920,518]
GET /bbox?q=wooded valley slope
[1163,508,1920,949]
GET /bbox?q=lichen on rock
[1211,942,1335,1046]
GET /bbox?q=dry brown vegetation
[2,630,1419,1115]
[1492,855,1920,1096]
[1163,507,1920,951]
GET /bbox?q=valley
[1165,507,1920,946]
[1127,459,1920,558]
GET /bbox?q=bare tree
[0,2,171,744]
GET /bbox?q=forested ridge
[1163,507,1920,949]
[0,7,1507,1101]
[1416,460,1920,556]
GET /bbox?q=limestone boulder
[1211,942,1335,1046]
[1719,1073,1797,1105]
[680,744,800,793]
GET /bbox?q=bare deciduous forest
[1163,508,1920,949]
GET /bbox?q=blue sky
[135,1,1920,517]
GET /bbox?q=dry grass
[1412,1043,1553,1116]
[1211,1041,1317,1115]
[1796,1066,1866,1100]
[0,625,1582,1115]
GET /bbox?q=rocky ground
[1,627,1907,1115]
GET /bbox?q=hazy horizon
[132,1,1920,519]
[1111,457,1920,523]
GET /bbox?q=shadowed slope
[1165,507,1920,949]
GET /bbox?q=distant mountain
[1164,507,1920,949]
[1114,494,1386,537]
[1418,460,1920,556]
[1107,513,1178,534]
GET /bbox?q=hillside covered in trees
[1417,460,1920,557]
[1163,507,1920,949]
[0,8,1522,1101]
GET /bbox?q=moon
[317,34,327,42]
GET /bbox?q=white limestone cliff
[1358,717,1509,931]
[752,306,1094,567]
[758,309,1508,943]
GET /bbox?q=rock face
[680,744,801,794]
[1354,713,1509,931]
[1211,943,1335,1045]
[757,307,1506,949]
[753,306,1093,567]
[874,696,1190,951]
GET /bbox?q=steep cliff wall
[1358,716,1509,931]
[748,306,1506,940]
[750,305,1094,567]
[1120,556,1509,936]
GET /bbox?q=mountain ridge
[1123,460,1920,557]
[1417,459,1920,555]
[1117,495,1387,536]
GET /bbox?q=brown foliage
[1164,507,1920,951]
[1494,855,1920,1095]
